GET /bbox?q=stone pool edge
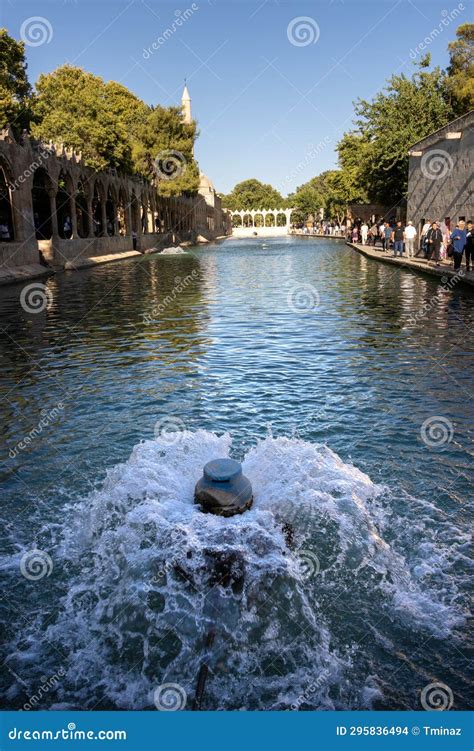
[347,241,474,288]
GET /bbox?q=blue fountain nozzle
[195,458,253,517]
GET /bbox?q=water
[0,236,472,711]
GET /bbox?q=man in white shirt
[361,222,368,245]
[404,221,417,258]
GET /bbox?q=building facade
[407,110,473,233]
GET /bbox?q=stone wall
[407,110,474,229]
[0,128,229,279]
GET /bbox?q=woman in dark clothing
[426,221,443,266]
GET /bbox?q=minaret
[181,82,192,125]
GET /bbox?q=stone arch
[232,212,243,228]
[0,158,15,241]
[265,212,276,227]
[254,212,264,228]
[56,169,74,239]
[242,213,252,228]
[32,166,54,240]
[276,212,287,227]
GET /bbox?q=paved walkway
[348,242,474,288]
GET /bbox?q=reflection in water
[0,237,473,710]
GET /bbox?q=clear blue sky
[2,0,465,195]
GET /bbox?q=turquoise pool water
[1,236,472,710]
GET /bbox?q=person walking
[418,219,431,257]
[392,221,404,257]
[404,221,416,258]
[383,222,392,252]
[426,221,443,266]
[450,220,467,272]
[465,220,473,273]
[360,221,368,245]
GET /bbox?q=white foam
[3,431,467,710]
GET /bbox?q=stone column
[100,199,107,237]
[86,195,94,238]
[70,192,78,238]
[48,190,59,238]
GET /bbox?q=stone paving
[348,242,474,288]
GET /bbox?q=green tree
[446,23,474,116]
[287,170,352,224]
[345,55,453,203]
[31,65,135,172]
[0,29,32,133]
[132,105,199,196]
[221,179,286,210]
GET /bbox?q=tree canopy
[446,23,474,116]
[0,29,32,134]
[341,56,453,204]
[30,64,200,194]
[0,29,201,195]
[221,179,286,210]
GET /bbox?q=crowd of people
[292,221,346,237]
[350,218,473,273]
